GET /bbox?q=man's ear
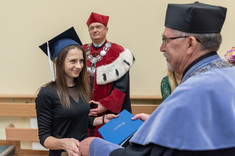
[105,26,109,32]
[186,36,197,54]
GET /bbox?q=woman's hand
[132,113,150,122]
[62,138,80,156]
[104,114,119,124]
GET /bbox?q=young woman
[36,27,117,156]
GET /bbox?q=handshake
[61,112,150,156]
[60,113,119,156]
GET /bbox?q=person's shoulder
[40,83,56,92]
[37,83,56,100]
[110,42,125,52]
[107,42,134,64]
[161,75,169,83]
[162,75,169,81]
[36,83,57,109]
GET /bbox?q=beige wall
[0,0,234,96]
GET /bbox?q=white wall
[0,0,234,96]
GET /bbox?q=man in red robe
[83,12,135,137]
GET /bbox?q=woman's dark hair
[48,44,90,108]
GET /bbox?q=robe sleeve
[110,143,156,156]
[89,137,235,156]
[88,116,95,128]
[89,138,188,156]
[111,145,235,156]
[89,138,123,156]
[98,72,129,113]
[110,143,200,156]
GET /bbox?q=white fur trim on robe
[96,48,134,85]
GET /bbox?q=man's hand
[79,137,96,156]
[104,114,119,124]
[132,113,150,122]
[89,100,108,116]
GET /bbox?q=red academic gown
[83,41,134,137]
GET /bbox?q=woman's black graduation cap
[39,27,82,81]
[165,1,227,33]
[39,27,82,60]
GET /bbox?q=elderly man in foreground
[79,2,235,156]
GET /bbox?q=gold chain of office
[86,42,112,64]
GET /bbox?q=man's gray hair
[173,30,222,51]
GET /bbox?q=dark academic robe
[89,53,235,155]
[83,41,135,137]
[110,143,235,156]
[90,138,235,156]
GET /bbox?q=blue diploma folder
[98,109,143,145]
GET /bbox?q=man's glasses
[162,36,201,44]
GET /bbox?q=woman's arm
[93,114,119,126]
[44,136,80,156]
